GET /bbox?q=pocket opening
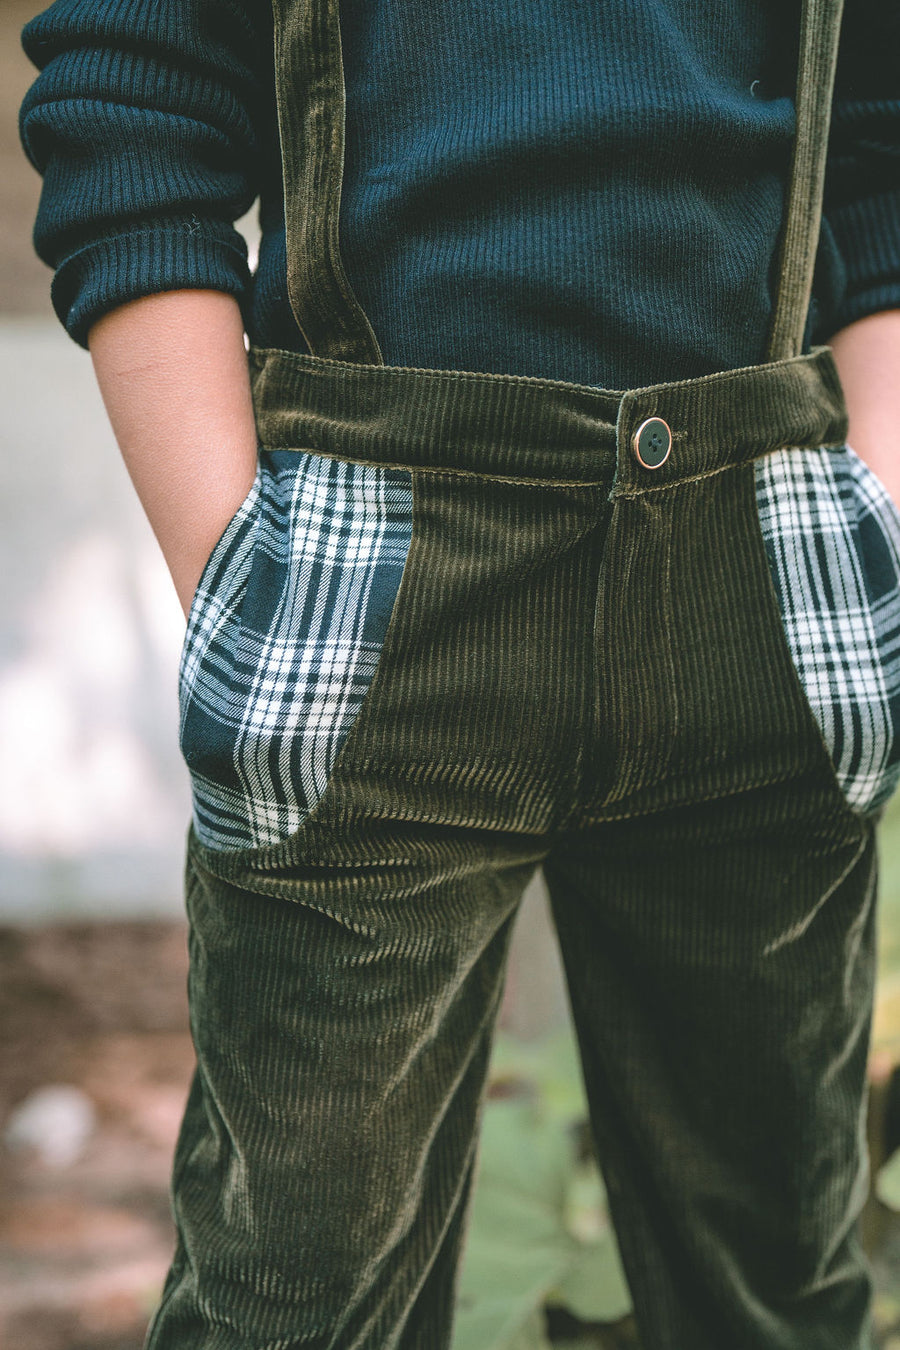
[178,449,414,853]
[754,443,900,816]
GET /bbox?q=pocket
[754,443,900,815]
[178,448,413,852]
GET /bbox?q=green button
[633,417,672,470]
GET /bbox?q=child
[20,0,900,1344]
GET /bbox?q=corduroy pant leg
[144,826,543,1350]
[540,401,883,1349]
[148,355,623,1350]
[546,792,877,1350]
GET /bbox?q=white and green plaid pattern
[756,444,900,815]
[179,440,900,849]
[179,449,413,851]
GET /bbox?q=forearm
[87,289,259,617]
[829,310,900,511]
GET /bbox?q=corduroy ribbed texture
[247,343,846,485]
[546,799,875,1349]
[156,395,877,1344]
[271,0,382,366]
[768,0,844,361]
[141,0,884,1344]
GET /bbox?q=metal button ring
[632,417,672,470]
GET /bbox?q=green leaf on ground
[453,1045,633,1349]
[452,1099,575,1349]
[562,1156,610,1245]
[488,1030,589,1125]
[549,1232,633,1325]
[499,1309,554,1349]
[877,1146,900,1212]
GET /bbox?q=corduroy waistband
[248,344,848,491]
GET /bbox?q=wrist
[828,310,900,511]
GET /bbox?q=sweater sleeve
[18,0,273,349]
[818,0,900,335]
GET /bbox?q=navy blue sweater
[18,0,900,390]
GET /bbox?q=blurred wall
[1,3,218,919]
[0,321,192,920]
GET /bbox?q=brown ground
[0,924,192,1350]
[2,921,900,1350]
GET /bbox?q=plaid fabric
[756,444,900,815]
[179,449,413,851]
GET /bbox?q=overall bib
[147,0,900,1345]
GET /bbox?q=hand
[169,470,257,619]
[829,310,900,512]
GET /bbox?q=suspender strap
[767,0,845,362]
[271,0,845,371]
[271,0,383,365]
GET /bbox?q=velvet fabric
[146,0,880,1345]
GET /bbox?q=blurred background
[3,4,900,1348]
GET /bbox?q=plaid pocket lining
[179,450,414,851]
[755,444,900,815]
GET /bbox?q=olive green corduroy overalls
[145,1,884,1345]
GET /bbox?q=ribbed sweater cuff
[827,190,900,331]
[51,225,252,349]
